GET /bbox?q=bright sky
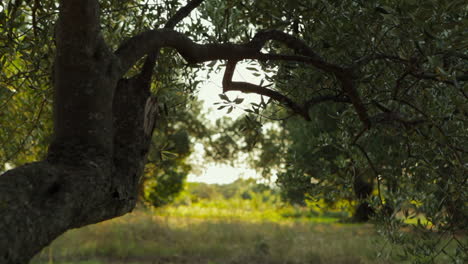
[186,62,268,184]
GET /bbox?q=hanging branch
[222,60,311,120]
[354,143,384,206]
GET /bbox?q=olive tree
[0,0,466,263]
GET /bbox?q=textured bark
[0,1,152,263]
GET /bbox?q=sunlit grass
[158,197,343,224]
[32,208,397,264]
[30,196,459,264]
[158,203,339,223]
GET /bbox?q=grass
[32,191,467,264]
[157,199,341,223]
[30,195,463,264]
[32,207,398,264]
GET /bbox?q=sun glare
[188,63,273,184]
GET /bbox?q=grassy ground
[32,207,398,264]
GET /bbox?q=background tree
[202,0,467,260]
[141,90,210,207]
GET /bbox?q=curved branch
[115,29,257,75]
[115,29,370,126]
[115,29,344,76]
[222,60,311,120]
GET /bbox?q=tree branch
[52,0,118,162]
[353,144,384,206]
[222,60,310,120]
[137,0,206,84]
[115,28,370,126]
[164,0,205,29]
[248,30,342,73]
[115,29,253,75]
[115,28,346,76]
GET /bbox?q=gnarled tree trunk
[0,1,155,263]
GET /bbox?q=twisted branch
[222,60,311,120]
[115,28,371,125]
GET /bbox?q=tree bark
[0,1,153,263]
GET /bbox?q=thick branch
[0,161,131,263]
[115,29,344,76]
[52,0,119,161]
[112,0,207,172]
[115,29,370,126]
[112,78,155,205]
[339,76,371,127]
[56,0,101,56]
[115,29,255,75]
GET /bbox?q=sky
[186,62,268,184]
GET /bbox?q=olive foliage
[202,0,467,261]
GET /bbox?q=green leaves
[233,97,244,104]
[215,94,245,114]
[218,93,230,102]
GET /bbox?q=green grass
[158,197,343,223]
[32,209,396,264]
[31,197,461,264]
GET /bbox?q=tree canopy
[0,0,466,263]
